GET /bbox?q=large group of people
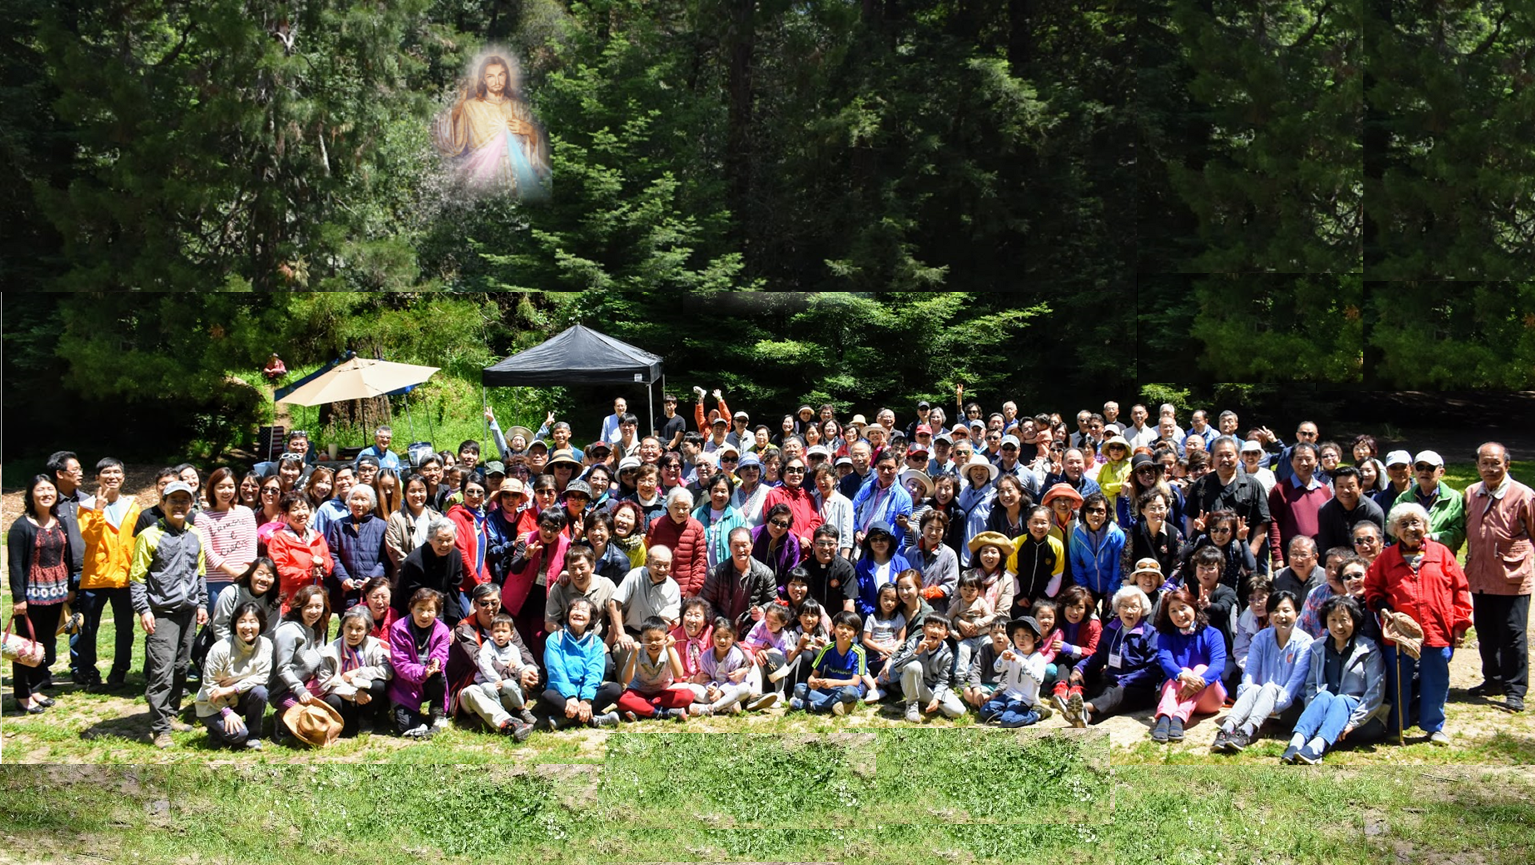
[8,387,1530,761]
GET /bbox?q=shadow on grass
[79,709,154,743]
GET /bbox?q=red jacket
[646,514,708,597]
[1363,539,1473,649]
[267,524,334,612]
[762,483,824,543]
[502,529,570,616]
[446,504,491,592]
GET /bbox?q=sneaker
[788,697,805,711]
[832,699,848,716]
[1211,730,1231,753]
[1167,717,1185,743]
[1052,691,1072,716]
[1080,705,1092,726]
[150,732,173,749]
[690,702,714,717]
[905,702,921,723]
[169,720,195,733]
[519,707,538,726]
[591,711,620,728]
[1063,691,1084,727]
[510,722,533,742]
[1468,681,1505,699]
[1280,744,1301,764]
[106,672,127,688]
[245,739,264,751]
[1227,729,1250,752]
[1150,716,1171,743]
[1429,731,1451,747]
[767,664,794,683]
[1296,740,1326,764]
[402,724,430,739]
[1034,702,1053,722]
[747,692,779,711]
[865,688,883,703]
[431,715,451,732]
[663,707,688,722]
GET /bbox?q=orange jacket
[267,524,334,612]
[77,496,143,590]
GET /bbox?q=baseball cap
[483,460,506,476]
[915,424,933,437]
[161,481,195,499]
[733,411,749,422]
[1384,450,1412,467]
[807,445,832,460]
[1000,435,1021,449]
[917,400,931,410]
[835,456,853,468]
[934,432,953,445]
[617,456,642,472]
[1413,450,1444,468]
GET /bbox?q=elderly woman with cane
[1364,502,1473,745]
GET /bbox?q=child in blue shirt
[790,610,866,715]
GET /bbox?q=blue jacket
[1156,625,1227,688]
[1238,626,1314,712]
[1077,618,1161,690]
[851,479,913,536]
[1304,634,1386,729]
[544,626,607,702]
[1070,522,1126,597]
[853,551,913,619]
[324,514,388,586]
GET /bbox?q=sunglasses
[1414,463,1437,472]
[721,455,739,463]
[475,598,500,609]
[1084,507,1107,514]
[1353,536,1380,545]
[262,487,281,495]
[770,520,791,529]
[785,467,806,474]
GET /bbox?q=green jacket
[1394,483,1466,555]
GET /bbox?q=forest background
[4,0,1535,465]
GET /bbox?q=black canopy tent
[481,324,665,442]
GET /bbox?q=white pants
[900,664,966,718]
[460,680,527,728]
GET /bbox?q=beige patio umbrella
[276,357,441,447]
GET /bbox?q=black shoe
[1469,681,1505,699]
[1505,696,1525,713]
[1211,729,1231,753]
[1167,716,1185,742]
[33,696,56,708]
[1227,729,1251,752]
[106,672,127,688]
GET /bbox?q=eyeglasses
[262,487,281,495]
[785,467,805,474]
[770,520,791,529]
[1414,463,1436,472]
[535,488,557,496]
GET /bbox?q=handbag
[2,616,47,667]
[190,623,217,670]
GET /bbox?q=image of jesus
[434,54,550,198]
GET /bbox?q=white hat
[806,445,832,459]
[1384,450,1412,467]
[1239,439,1265,454]
[962,454,999,483]
[1413,450,1444,469]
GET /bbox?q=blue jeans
[793,683,861,713]
[71,587,134,682]
[980,695,1040,728]
[1293,691,1358,747]
[1386,645,1453,734]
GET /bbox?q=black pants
[201,685,269,748]
[11,601,63,702]
[323,679,388,736]
[72,586,133,683]
[1084,675,1158,721]
[1473,592,1530,700]
[539,682,622,719]
[393,672,448,733]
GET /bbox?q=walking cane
[1394,646,1404,746]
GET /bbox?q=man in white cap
[994,435,1039,499]
[1392,450,1466,554]
[1375,449,1415,512]
[128,481,208,748]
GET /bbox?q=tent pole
[482,385,489,448]
[647,381,655,440]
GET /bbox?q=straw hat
[962,454,999,483]
[506,425,536,445]
[282,699,344,748]
[899,469,934,499]
[967,531,1017,557]
[488,477,528,505]
[546,449,582,470]
[1129,558,1163,579]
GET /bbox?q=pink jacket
[1464,478,1535,596]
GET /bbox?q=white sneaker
[1429,731,1451,746]
[747,692,779,710]
[403,724,429,739]
[592,711,620,728]
[431,716,451,732]
[905,702,921,723]
[690,703,714,717]
[832,700,849,716]
[865,688,883,703]
[244,739,264,751]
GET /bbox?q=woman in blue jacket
[1282,594,1387,764]
[852,522,912,618]
[1150,586,1227,744]
[1060,585,1162,727]
[1069,492,1124,618]
[539,598,623,730]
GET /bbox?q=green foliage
[1190,274,1365,382]
[1367,283,1535,388]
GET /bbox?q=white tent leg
[647,382,655,439]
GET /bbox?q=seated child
[540,598,623,729]
[862,584,907,696]
[947,573,996,674]
[776,600,830,692]
[1060,586,1163,727]
[387,588,452,739]
[980,616,1053,728]
[617,616,696,721]
[691,618,763,715]
[318,605,393,738]
[964,620,1011,709]
[1046,586,1101,704]
[670,597,716,701]
[889,614,966,722]
[790,610,867,715]
[743,603,795,700]
[460,612,538,740]
[1214,590,1311,753]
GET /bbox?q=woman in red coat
[1364,502,1473,744]
[502,508,570,661]
[267,492,335,617]
[445,470,492,622]
[646,487,707,597]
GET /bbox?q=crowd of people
[8,386,1531,761]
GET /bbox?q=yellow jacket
[77,495,143,590]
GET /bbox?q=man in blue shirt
[355,426,402,472]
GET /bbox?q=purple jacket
[387,615,451,708]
